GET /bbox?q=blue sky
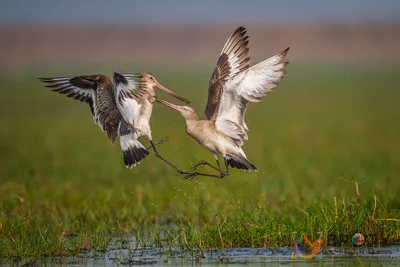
[1,0,399,26]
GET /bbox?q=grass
[0,63,400,262]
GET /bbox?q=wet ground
[39,246,400,266]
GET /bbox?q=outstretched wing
[215,47,290,146]
[40,75,97,116]
[204,26,250,121]
[228,47,289,102]
[40,74,122,143]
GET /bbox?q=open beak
[155,82,191,104]
[155,98,182,112]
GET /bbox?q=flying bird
[40,73,190,169]
[113,72,190,171]
[156,27,289,179]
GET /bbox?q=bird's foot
[153,137,169,146]
[219,171,229,177]
[220,173,227,178]
[183,172,198,181]
[189,160,207,171]
[146,137,169,151]
[182,171,227,181]
[177,168,191,175]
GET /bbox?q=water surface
[41,246,400,266]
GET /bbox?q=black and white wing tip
[39,76,94,103]
[113,71,139,89]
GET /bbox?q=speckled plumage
[40,74,122,143]
[157,26,290,175]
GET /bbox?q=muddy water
[44,246,400,266]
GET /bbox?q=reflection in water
[42,245,400,266]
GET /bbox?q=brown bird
[39,72,190,169]
[156,27,289,179]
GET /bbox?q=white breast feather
[118,98,141,125]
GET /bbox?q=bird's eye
[150,76,154,80]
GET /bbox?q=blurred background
[1,0,400,72]
[0,0,399,243]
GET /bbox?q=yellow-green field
[0,64,399,261]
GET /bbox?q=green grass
[0,64,400,262]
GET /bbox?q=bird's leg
[190,160,220,172]
[215,159,230,176]
[146,137,169,150]
[223,158,230,175]
[183,171,225,181]
[149,140,190,175]
[184,159,230,181]
[190,158,229,178]
[190,159,229,177]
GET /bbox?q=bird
[113,71,191,172]
[155,26,289,180]
[39,72,190,169]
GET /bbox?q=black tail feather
[123,146,149,168]
[226,157,257,171]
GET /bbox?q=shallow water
[41,246,400,266]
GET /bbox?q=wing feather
[215,47,290,144]
[204,26,250,120]
[113,72,142,127]
[39,76,95,108]
[40,74,122,143]
[235,48,289,102]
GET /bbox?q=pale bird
[40,72,190,169]
[113,72,190,171]
[156,27,289,179]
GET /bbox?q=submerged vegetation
[0,64,399,262]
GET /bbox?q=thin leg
[190,159,229,176]
[215,159,229,176]
[150,140,190,174]
[183,159,230,181]
[190,160,221,172]
[146,137,169,151]
[223,158,230,175]
[183,171,225,181]
[216,159,221,170]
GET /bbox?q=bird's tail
[119,130,149,168]
[118,120,149,168]
[225,150,257,172]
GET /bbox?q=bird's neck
[139,82,154,94]
[131,85,153,100]
[184,112,199,134]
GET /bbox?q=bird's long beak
[155,98,182,112]
[155,81,191,104]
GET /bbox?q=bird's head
[156,99,197,120]
[140,73,191,104]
